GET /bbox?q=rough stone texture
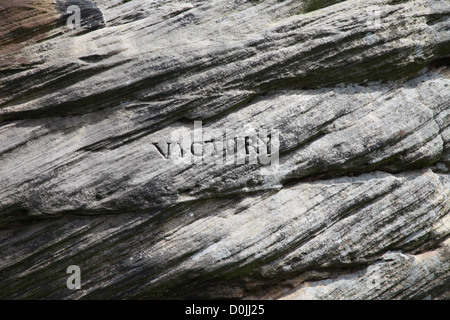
[0,0,449,299]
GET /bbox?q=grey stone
[0,0,449,299]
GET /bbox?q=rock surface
[0,0,449,299]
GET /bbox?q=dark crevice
[302,0,347,13]
[428,56,450,70]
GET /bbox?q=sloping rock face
[0,0,449,299]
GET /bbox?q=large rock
[0,0,449,299]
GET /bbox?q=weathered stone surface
[0,0,449,299]
[279,239,450,300]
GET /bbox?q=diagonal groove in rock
[2,169,448,299]
[1,70,449,217]
[1,0,450,300]
[0,0,449,121]
[278,238,450,300]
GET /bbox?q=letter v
[153,142,170,159]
